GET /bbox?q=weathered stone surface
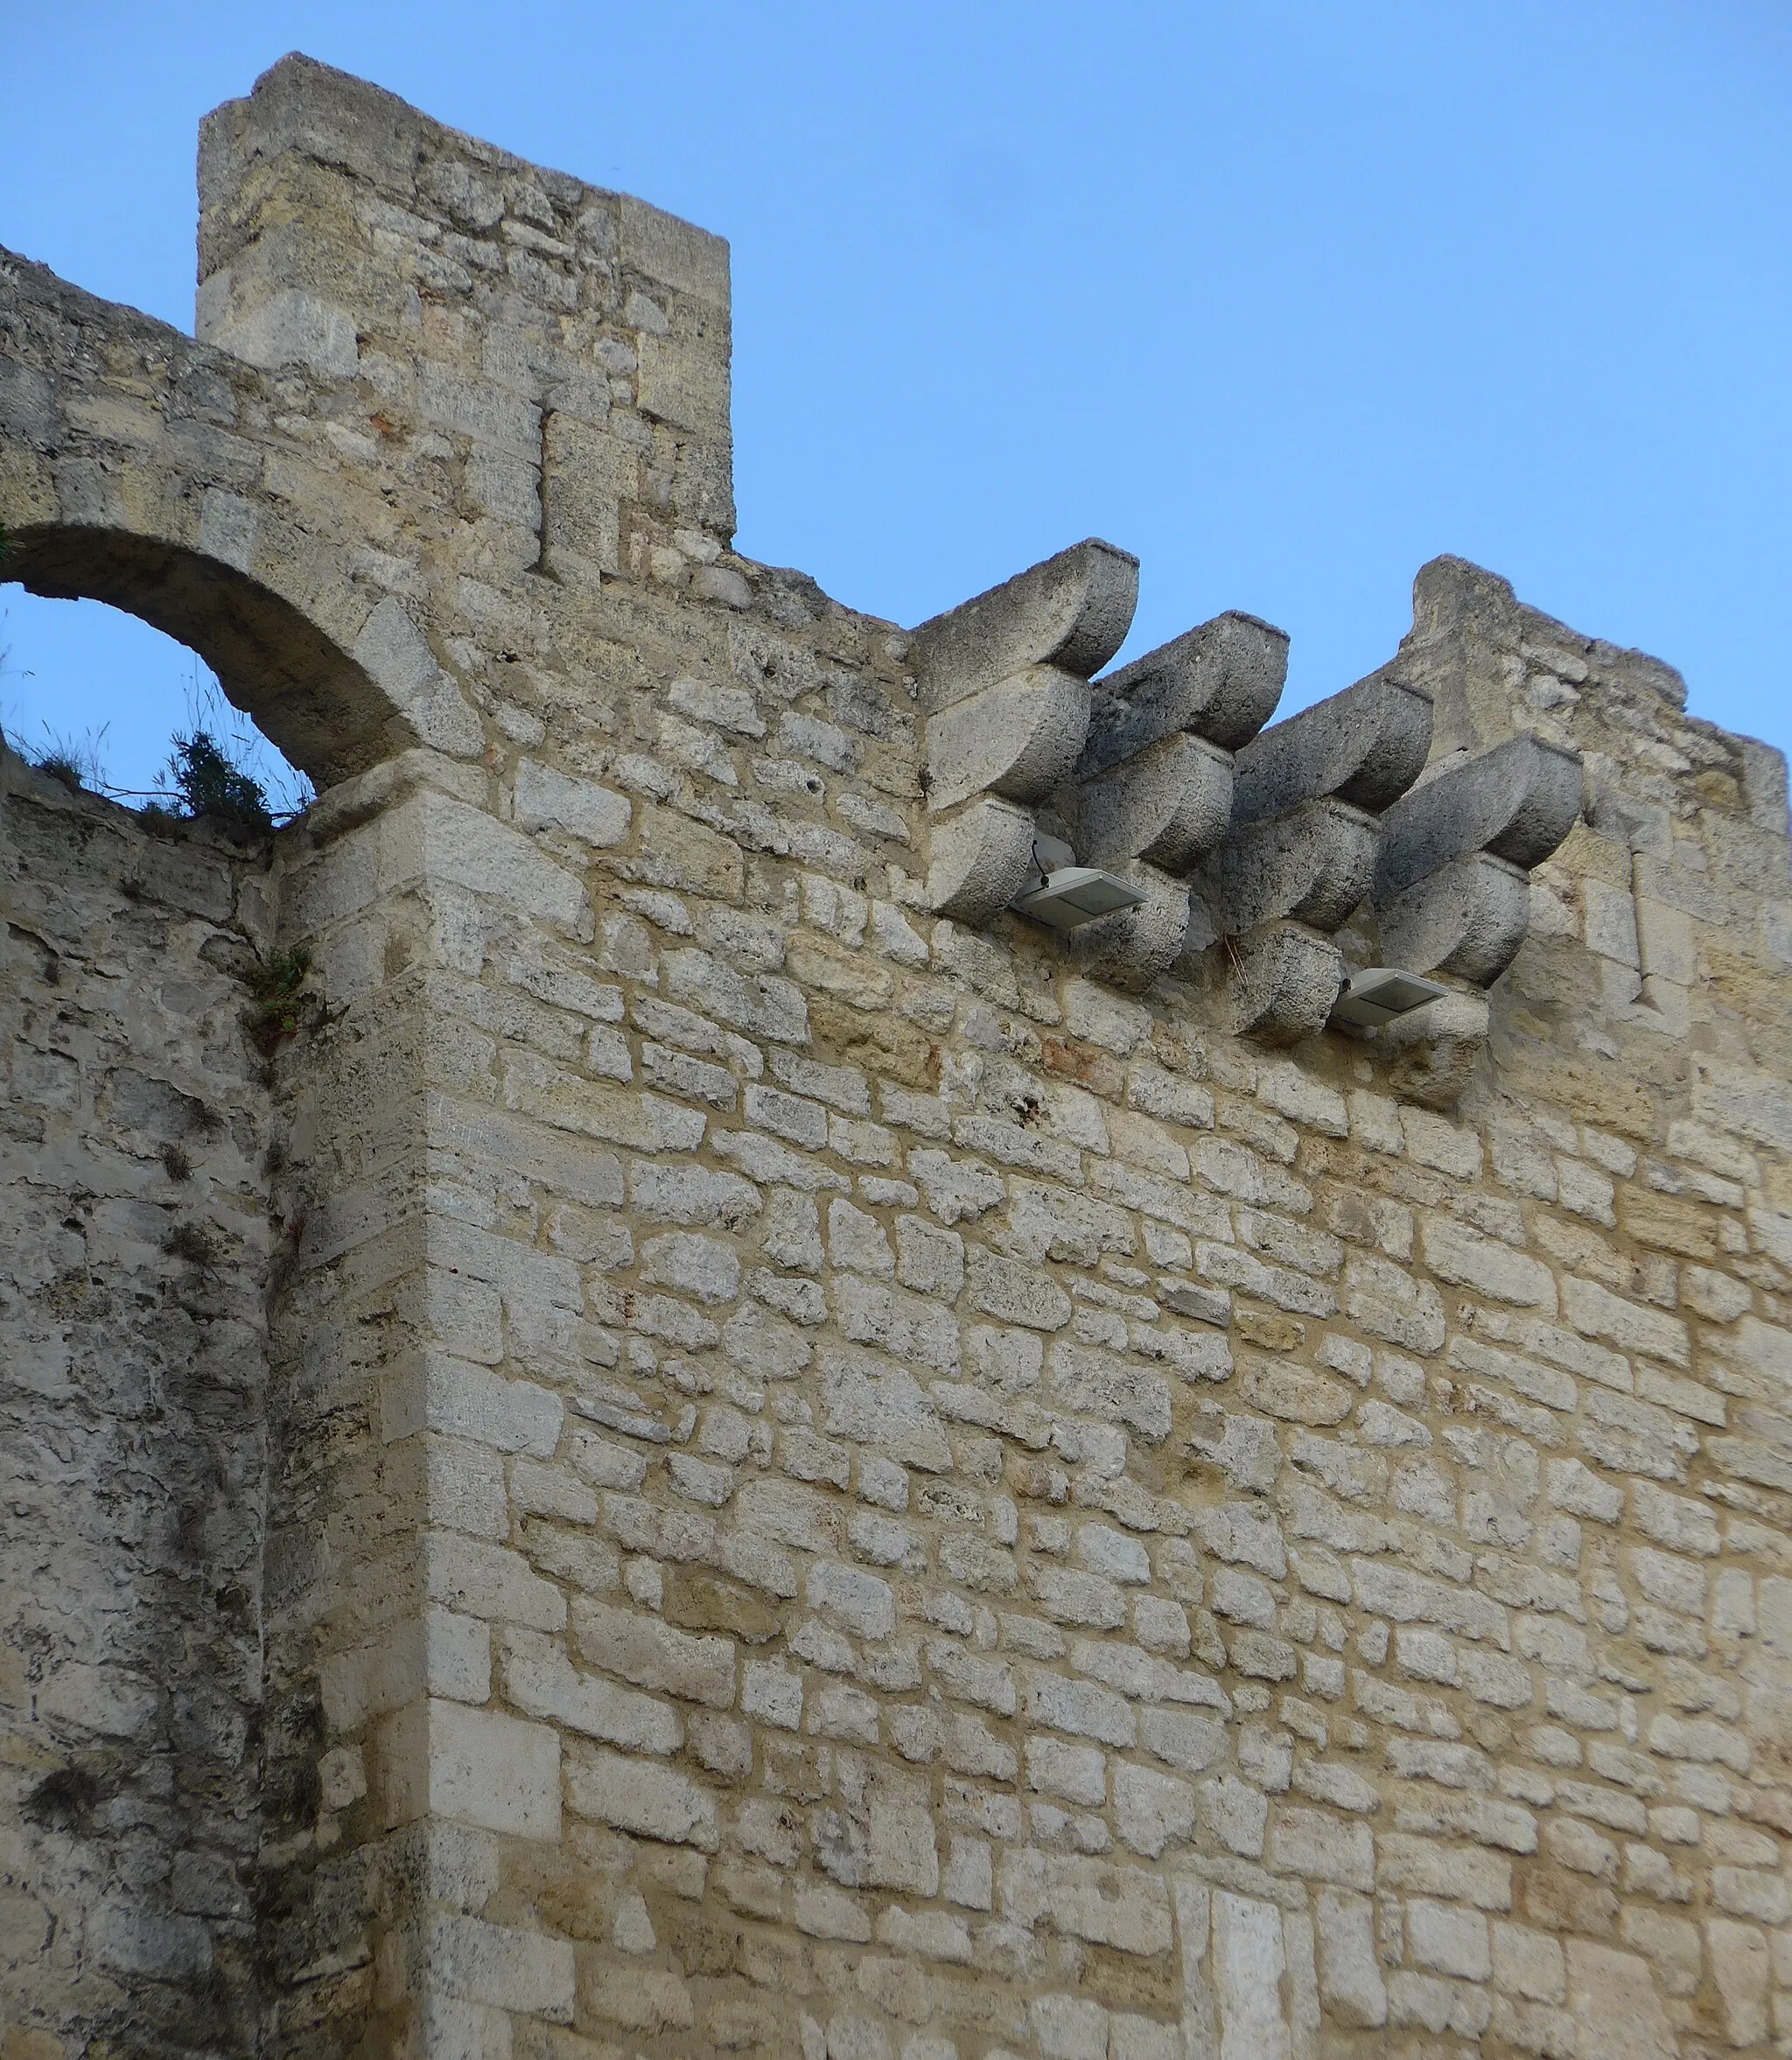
[1375,731,1585,899]
[1376,847,1533,983]
[908,537,1139,712]
[925,664,1091,814]
[1222,920,1348,1042]
[1065,860,1193,994]
[1080,609,1289,775]
[1209,795,1380,936]
[1231,673,1433,824]
[1077,732,1233,872]
[924,795,1040,925]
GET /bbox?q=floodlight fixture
[1331,966,1447,1027]
[1009,837,1148,933]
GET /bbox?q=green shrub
[164,728,276,836]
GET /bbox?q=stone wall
[4,51,1792,2060]
[0,761,277,2056]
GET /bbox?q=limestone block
[200,54,424,231]
[1375,732,1584,900]
[1315,1888,1387,2027]
[925,664,1092,813]
[1066,861,1193,994]
[1378,988,1491,1111]
[542,412,629,583]
[427,1915,575,2021]
[1080,610,1289,775]
[565,1746,721,1851]
[1078,732,1234,872]
[1704,1917,1770,2046]
[1044,1855,1172,1953]
[1211,1890,1292,2060]
[867,1787,939,1894]
[1231,673,1433,825]
[352,601,485,759]
[1563,1941,1676,2060]
[1376,851,1533,984]
[1634,887,1696,986]
[500,1627,682,1754]
[1114,1762,1196,1857]
[909,536,1139,712]
[619,193,732,308]
[925,795,1039,924]
[637,331,730,438]
[384,1355,564,1456]
[1209,798,1379,937]
[1223,921,1347,1044]
[381,1697,561,1840]
[0,355,57,445]
[202,284,360,378]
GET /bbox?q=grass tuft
[164,1222,223,1268]
[245,946,314,1055]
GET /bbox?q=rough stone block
[565,1747,720,1851]
[1231,673,1432,825]
[909,537,1138,712]
[1081,610,1288,775]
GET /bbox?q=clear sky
[4,1,1790,797]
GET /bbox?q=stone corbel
[1061,611,1290,991]
[1378,986,1494,1111]
[1352,734,1584,1104]
[1065,858,1200,994]
[911,540,1139,927]
[1202,672,1435,1041]
[1368,733,1584,987]
[1376,851,1532,986]
[923,796,1040,930]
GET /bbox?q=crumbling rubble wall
[0,763,278,2057]
[4,52,1792,2060]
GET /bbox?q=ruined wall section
[0,758,278,2058]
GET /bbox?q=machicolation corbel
[1058,609,1289,993]
[912,539,1139,928]
[1368,731,1584,985]
[913,543,1586,1084]
[1354,731,1584,1107]
[1200,670,1434,1041]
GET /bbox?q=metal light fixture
[1331,966,1447,1027]
[1009,837,1148,933]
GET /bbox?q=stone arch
[5,525,420,790]
[2,246,486,791]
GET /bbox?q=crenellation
[6,48,1792,2060]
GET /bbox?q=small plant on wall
[244,946,315,1056]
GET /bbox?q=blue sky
[4,1,1790,796]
